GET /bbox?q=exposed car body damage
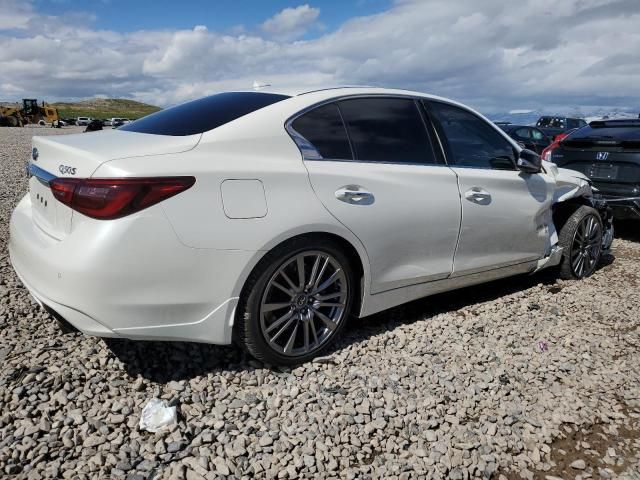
[545,160,614,255]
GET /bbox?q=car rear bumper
[8,194,257,344]
[601,196,640,220]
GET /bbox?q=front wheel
[235,238,355,365]
[557,205,603,280]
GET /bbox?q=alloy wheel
[570,214,602,278]
[259,251,348,357]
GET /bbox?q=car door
[289,97,461,293]
[425,100,556,277]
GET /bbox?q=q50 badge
[59,165,77,175]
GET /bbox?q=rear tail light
[541,130,574,162]
[49,177,195,219]
[541,142,559,162]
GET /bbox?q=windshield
[121,92,290,136]
[537,117,565,128]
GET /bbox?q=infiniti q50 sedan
[9,87,613,365]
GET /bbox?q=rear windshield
[536,117,565,128]
[562,125,640,149]
[121,92,290,136]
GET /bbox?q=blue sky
[33,0,391,36]
[1,0,639,113]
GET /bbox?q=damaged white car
[9,87,613,365]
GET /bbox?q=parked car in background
[76,117,91,126]
[536,116,587,140]
[10,87,613,365]
[84,119,103,132]
[497,124,551,154]
[63,118,76,126]
[544,119,640,220]
[112,119,125,129]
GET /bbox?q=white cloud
[0,0,639,114]
[261,4,320,40]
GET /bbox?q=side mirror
[517,149,542,173]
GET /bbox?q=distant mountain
[489,107,639,126]
[52,98,161,120]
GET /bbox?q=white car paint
[9,86,601,346]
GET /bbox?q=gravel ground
[1,126,639,480]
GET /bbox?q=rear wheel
[558,206,603,280]
[235,238,355,365]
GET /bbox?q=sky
[1,0,639,114]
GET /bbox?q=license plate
[590,164,618,180]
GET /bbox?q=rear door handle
[464,187,491,203]
[335,185,375,205]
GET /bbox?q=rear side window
[514,127,531,139]
[121,92,290,136]
[338,97,436,164]
[428,101,516,170]
[531,129,546,141]
[290,104,352,160]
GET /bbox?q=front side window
[427,101,516,170]
[338,97,436,164]
[290,103,352,160]
[121,92,290,136]
[514,127,531,139]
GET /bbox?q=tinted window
[428,101,516,170]
[514,127,531,139]
[338,98,435,164]
[121,92,290,136]
[291,103,352,160]
[531,128,546,141]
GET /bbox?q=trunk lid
[29,130,201,239]
[553,142,640,197]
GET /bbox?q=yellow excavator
[0,99,59,127]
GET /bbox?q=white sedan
[9,87,613,364]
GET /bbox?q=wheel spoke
[265,309,294,334]
[271,281,295,298]
[577,255,585,277]
[312,257,330,291]
[312,269,342,295]
[310,317,319,345]
[270,316,296,343]
[572,253,583,272]
[311,307,337,331]
[315,302,345,308]
[303,320,310,352]
[262,302,291,313]
[315,291,343,301]
[283,322,299,354]
[305,255,322,290]
[279,270,298,292]
[296,255,306,290]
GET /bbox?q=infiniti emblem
[596,151,609,160]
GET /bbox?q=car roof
[227,85,462,104]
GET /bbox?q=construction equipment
[0,99,59,127]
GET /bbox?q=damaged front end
[533,161,614,273]
[547,160,614,252]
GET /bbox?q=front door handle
[335,185,375,205]
[464,187,492,204]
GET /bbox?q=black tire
[235,237,356,365]
[7,115,18,127]
[557,205,603,280]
